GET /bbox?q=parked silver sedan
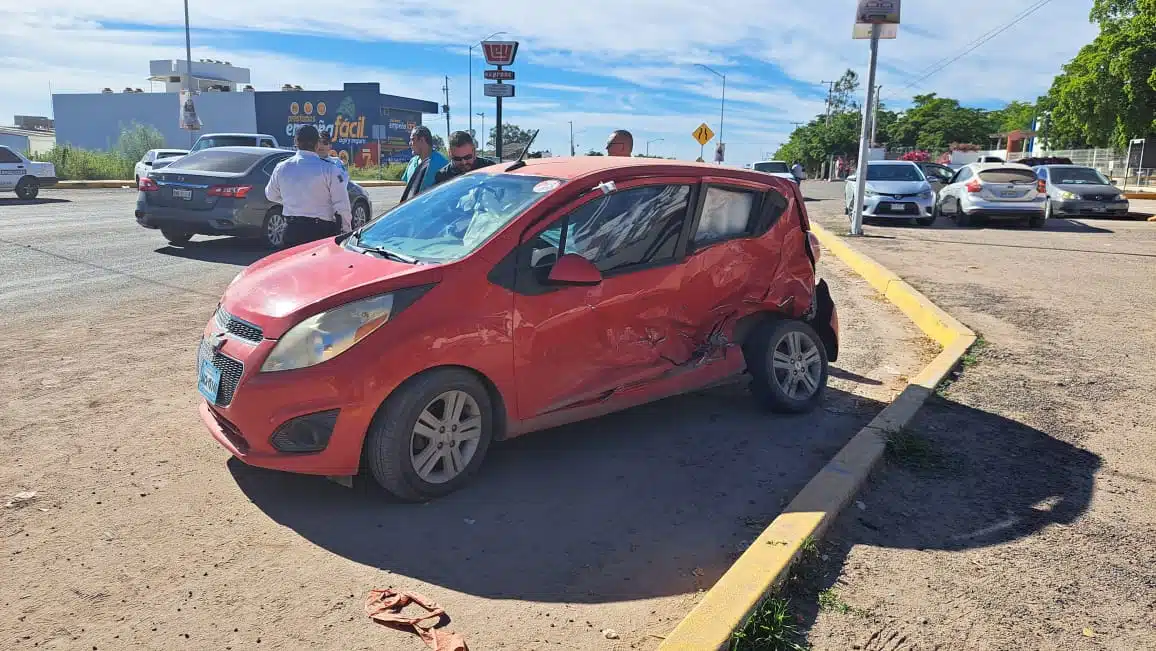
[1033,164,1130,218]
[934,162,1046,227]
[844,160,937,225]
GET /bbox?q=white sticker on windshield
[533,180,561,193]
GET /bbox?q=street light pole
[696,64,726,163]
[820,79,836,180]
[183,0,194,147]
[646,138,664,156]
[478,113,485,151]
[851,24,881,237]
[569,121,575,156]
[468,31,507,139]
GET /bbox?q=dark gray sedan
[135,147,372,249]
[1033,164,1130,218]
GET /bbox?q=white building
[147,59,252,93]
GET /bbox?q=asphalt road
[0,187,930,650]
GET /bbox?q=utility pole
[870,84,881,146]
[697,64,726,163]
[569,121,575,156]
[851,24,881,236]
[183,0,194,147]
[477,113,485,151]
[442,76,451,150]
[820,79,836,180]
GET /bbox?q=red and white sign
[481,41,519,66]
[484,69,515,81]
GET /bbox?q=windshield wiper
[348,233,419,264]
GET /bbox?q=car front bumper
[1053,199,1130,216]
[860,192,935,218]
[37,176,59,187]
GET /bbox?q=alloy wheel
[266,212,288,248]
[771,330,823,400]
[409,390,483,484]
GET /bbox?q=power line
[893,0,1057,96]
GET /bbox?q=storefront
[253,82,437,168]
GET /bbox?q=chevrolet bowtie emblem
[211,331,228,351]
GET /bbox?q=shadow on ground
[232,383,888,604]
[155,236,272,266]
[860,216,1113,234]
[0,197,71,206]
[782,394,1100,642]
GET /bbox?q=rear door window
[695,187,756,244]
[168,150,266,173]
[978,169,1037,184]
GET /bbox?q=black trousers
[286,216,337,246]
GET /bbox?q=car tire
[351,199,370,230]
[916,214,935,226]
[15,177,40,200]
[745,319,829,414]
[262,208,289,250]
[956,201,973,227]
[365,368,495,502]
[161,228,193,245]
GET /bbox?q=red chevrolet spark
[197,157,839,501]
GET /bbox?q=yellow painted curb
[659,223,976,651]
[1123,192,1154,199]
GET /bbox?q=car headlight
[918,190,934,199]
[863,188,879,197]
[261,293,397,372]
[1059,190,1078,200]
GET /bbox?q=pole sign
[484,69,515,81]
[481,41,519,66]
[854,0,899,39]
[179,89,202,131]
[484,83,515,98]
[715,142,726,163]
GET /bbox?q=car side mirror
[1110,179,1118,186]
[547,253,602,286]
[144,161,153,166]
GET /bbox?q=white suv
[0,145,58,200]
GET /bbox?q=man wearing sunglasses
[434,130,496,186]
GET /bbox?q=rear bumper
[135,198,263,236]
[960,196,1045,216]
[1053,199,1130,216]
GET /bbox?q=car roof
[186,146,286,155]
[1036,164,1095,170]
[196,133,275,138]
[498,156,783,183]
[867,160,918,166]
[153,148,188,153]
[754,160,788,164]
[969,161,1033,170]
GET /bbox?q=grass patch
[885,428,942,470]
[348,163,409,182]
[730,596,809,651]
[817,588,851,614]
[959,335,987,369]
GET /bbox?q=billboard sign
[481,41,519,66]
[856,0,900,24]
[484,83,515,98]
[483,69,515,81]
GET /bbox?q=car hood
[865,180,929,195]
[1054,182,1119,196]
[222,239,443,338]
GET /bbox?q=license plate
[198,357,222,403]
[1000,191,1017,198]
[173,188,193,200]
[1092,205,1106,212]
[889,204,907,212]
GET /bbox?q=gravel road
[799,181,1156,651]
[0,188,931,650]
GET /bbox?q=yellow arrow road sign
[693,123,715,146]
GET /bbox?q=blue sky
[3,1,1099,163]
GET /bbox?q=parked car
[0,145,57,200]
[195,157,840,501]
[934,162,1046,227]
[134,148,189,184]
[844,160,937,225]
[189,133,280,152]
[135,147,372,248]
[1033,164,1130,218]
[916,161,955,191]
[751,160,798,184]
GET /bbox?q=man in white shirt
[266,125,352,247]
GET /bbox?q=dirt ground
[0,190,933,650]
[797,183,1156,651]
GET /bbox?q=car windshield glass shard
[978,169,1037,184]
[354,173,558,264]
[865,165,924,182]
[753,162,790,174]
[1052,168,1109,185]
[168,150,265,173]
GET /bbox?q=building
[52,60,439,167]
[0,126,56,155]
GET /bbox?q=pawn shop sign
[693,123,715,146]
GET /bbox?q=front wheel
[916,214,936,226]
[365,369,495,502]
[262,208,289,250]
[15,177,40,200]
[745,319,829,413]
[351,200,370,230]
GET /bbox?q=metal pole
[850,25,881,236]
[570,121,575,156]
[821,80,835,180]
[719,74,725,164]
[478,113,485,151]
[495,97,503,161]
[468,46,473,137]
[183,0,194,147]
[443,76,451,149]
[870,85,880,146]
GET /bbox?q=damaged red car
[197,157,839,501]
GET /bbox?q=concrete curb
[52,179,406,189]
[1123,192,1154,199]
[658,223,976,650]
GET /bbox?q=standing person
[434,131,496,186]
[265,125,352,246]
[605,130,633,157]
[400,126,448,203]
[317,131,347,174]
[791,161,806,187]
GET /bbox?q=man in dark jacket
[434,130,496,186]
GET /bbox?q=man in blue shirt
[317,131,347,174]
[400,125,448,203]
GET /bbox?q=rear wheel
[262,208,289,249]
[745,319,829,413]
[161,228,193,245]
[15,177,39,200]
[955,200,973,227]
[365,369,495,502]
[351,200,370,230]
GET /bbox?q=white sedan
[134,149,189,185]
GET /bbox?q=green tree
[431,134,446,154]
[886,93,997,151]
[114,122,166,163]
[992,100,1037,133]
[1038,0,1156,148]
[830,69,861,114]
[584,148,604,156]
[487,123,534,151]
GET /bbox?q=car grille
[199,338,245,406]
[875,201,920,214]
[1080,193,1117,202]
[214,307,263,343]
[881,192,920,199]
